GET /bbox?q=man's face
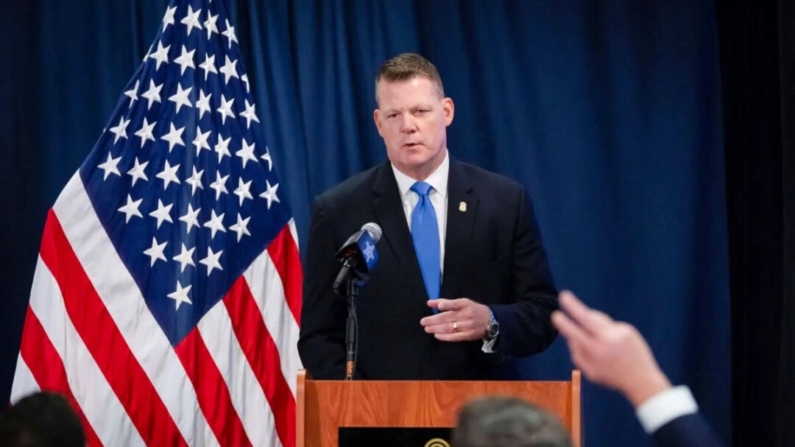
[374,76,454,179]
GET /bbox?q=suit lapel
[371,162,428,297]
[440,159,477,299]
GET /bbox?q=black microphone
[332,222,382,380]
[333,222,382,295]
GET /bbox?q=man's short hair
[0,391,85,447]
[452,396,573,447]
[375,53,445,103]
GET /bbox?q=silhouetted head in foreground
[0,391,85,447]
[452,396,572,447]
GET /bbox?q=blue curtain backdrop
[0,1,729,446]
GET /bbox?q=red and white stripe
[10,173,303,447]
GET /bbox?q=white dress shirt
[636,385,699,434]
[390,151,496,353]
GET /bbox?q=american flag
[9,0,302,445]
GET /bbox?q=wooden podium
[296,370,581,447]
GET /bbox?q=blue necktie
[410,181,440,303]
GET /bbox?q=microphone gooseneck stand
[343,278,359,380]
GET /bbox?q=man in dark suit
[297,53,559,380]
[552,290,726,447]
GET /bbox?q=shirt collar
[391,150,450,199]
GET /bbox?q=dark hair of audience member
[0,391,85,447]
[452,396,572,447]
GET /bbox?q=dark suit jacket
[653,413,726,447]
[298,158,558,380]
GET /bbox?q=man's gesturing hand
[420,298,491,342]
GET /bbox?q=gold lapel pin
[459,202,467,212]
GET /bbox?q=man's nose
[399,114,417,133]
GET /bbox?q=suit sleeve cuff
[635,385,699,434]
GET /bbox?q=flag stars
[162,5,177,31]
[199,247,223,275]
[229,213,251,242]
[261,147,273,171]
[156,160,181,190]
[168,83,193,113]
[97,152,122,180]
[181,5,203,36]
[195,89,212,118]
[109,116,130,144]
[58,4,297,323]
[203,210,226,239]
[161,123,186,152]
[199,54,217,81]
[117,194,144,223]
[124,80,139,106]
[260,180,280,209]
[134,117,156,148]
[186,166,204,196]
[217,94,235,124]
[236,139,258,168]
[141,80,164,110]
[234,178,253,205]
[149,199,173,229]
[193,126,212,155]
[173,45,196,76]
[219,56,239,85]
[204,13,219,40]
[143,237,167,267]
[240,99,260,129]
[222,19,238,48]
[148,41,170,70]
[127,157,149,186]
[172,244,196,273]
[179,204,201,233]
[214,135,231,162]
[167,281,193,310]
[209,172,229,200]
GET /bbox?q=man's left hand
[420,298,491,341]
